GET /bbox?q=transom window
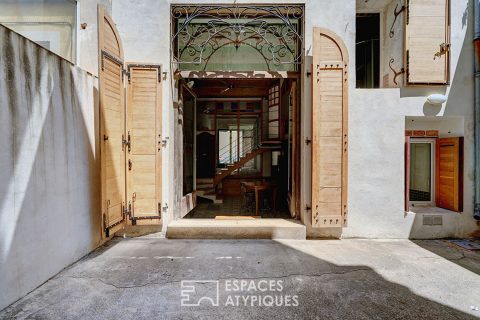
[171,4,304,72]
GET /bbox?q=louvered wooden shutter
[436,137,463,212]
[405,0,450,85]
[312,28,348,228]
[98,6,125,236]
[126,65,163,225]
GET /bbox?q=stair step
[167,219,306,239]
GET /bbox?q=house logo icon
[181,280,220,306]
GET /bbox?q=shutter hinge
[123,69,131,82]
[406,0,410,24]
[122,131,131,152]
[305,205,311,211]
[123,201,132,218]
[305,138,311,145]
[406,50,410,83]
[162,203,169,212]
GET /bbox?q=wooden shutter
[126,64,163,225]
[98,6,125,236]
[312,28,348,228]
[405,0,450,85]
[436,137,463,212]
[405,136,411,211]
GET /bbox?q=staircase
[214,146,271,186]
[196,178,223,204]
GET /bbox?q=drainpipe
[474,0,480,220]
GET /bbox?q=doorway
[180,77,300,219]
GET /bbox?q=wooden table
[241,182,277,216]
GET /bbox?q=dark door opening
[356,13,380,88]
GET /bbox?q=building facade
[109,0,476,239]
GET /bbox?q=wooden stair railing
[213,147,268,186]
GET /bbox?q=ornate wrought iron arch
[171,4,304,71]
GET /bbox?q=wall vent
[423,214,443,226]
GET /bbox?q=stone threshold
[166,218,306,240]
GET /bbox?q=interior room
[183,78,299,219]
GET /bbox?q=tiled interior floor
[186,195,291,219]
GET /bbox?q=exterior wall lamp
[426,94,448,104]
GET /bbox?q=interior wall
[0,25,101,310]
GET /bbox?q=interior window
[0,0,77,62]
[410,142,433,202]
[356,13,380,88]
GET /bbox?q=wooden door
[98,6,125,236]
[436,137,463,212]
[126,64,163,225]
[311,28,348,228]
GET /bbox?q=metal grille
[171,4,304,71]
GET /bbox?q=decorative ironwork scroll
[171,5,304,71]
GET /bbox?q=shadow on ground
[0,238,478,320]
[413,239,480,275]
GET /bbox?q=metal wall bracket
[162,203,169,212]
[162,137,169,147]
[389,4,405,38]
[389,58,405,86]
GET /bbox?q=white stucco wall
[77,0,112,75]
[111,0,478,239]
[0,25,102,310]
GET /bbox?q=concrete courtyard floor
[1,237,480,320]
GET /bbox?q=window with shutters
[404,134,463,212]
